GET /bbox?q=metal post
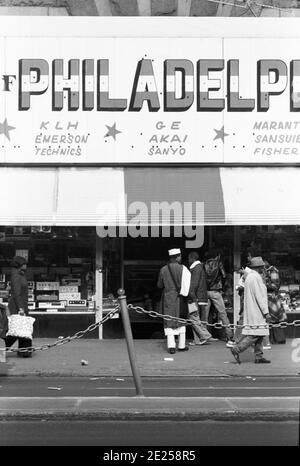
[117,289,144,397]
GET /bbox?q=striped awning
[0,166,299,226]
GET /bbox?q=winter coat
[8,268,28,315]
[242,269,269,336]
[157,262,189,330]
[188,261,208,304]
[204,257,226,291]
[265,266,285,322]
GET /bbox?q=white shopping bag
[7,314,35,340]
[188,302,198,314]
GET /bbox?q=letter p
[19,59,49,110]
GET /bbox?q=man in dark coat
[203,249,234,345]
[5,256,32,357]
[0,303,8,339]
[157,248,191,354]
[188,251,213,345]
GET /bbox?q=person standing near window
[5,256,32,358]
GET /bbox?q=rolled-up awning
[0,166,299,226]
[220,167,300,225]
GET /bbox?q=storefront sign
[1,34,300,164]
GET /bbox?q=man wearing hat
[4,256,32,357]
[157,248,191,354]
[230,256,272,364]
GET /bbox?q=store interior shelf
[29,311,95,315]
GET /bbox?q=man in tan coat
[230,257,272,364]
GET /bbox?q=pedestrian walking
[202,249,235,346]
[187,251,213,346]
[230,256,272,365]
[264,260,286,345]
[4,256,33,357]
[157,248,191,354]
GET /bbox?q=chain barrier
[5,302,300,354]
[5,306,120,354]
[127,304,300,330]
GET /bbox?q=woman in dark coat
[5,256,32,357]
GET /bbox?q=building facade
[0,15,300,340]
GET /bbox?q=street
[0,375,300,397]
[0,420,298,446]
[0,376,299,446]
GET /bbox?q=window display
[0,227,96,314]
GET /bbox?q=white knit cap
[168,248,181,256]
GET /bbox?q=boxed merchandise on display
[61,277,81,286]
[28,293,35,302]
[59,286,79,294]
[59,292,81,301]
[36,282,60,291]
[36,294,58,301]
[38,302,66,309]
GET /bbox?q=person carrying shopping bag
[4,256,34,358]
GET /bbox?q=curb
[1,410,299,422]
[1,371,299,378]
[1,396,299,421]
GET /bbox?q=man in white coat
[230,256,272,364]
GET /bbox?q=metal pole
[117,289,144,397]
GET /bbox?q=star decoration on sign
[213,125,229,143]
[0,118,15,141]
[104,123,122,141]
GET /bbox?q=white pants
[165,326,186,349]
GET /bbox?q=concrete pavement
[1,338,300,377]
[0,396,299,421]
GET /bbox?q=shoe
[208,337,218,342]
[178,346,189,352]
[188,342,196,346]
[198,339,210,345]
[263,345,272,350]
[17,353,32,358]
[168,348,176,354]
[255,358,271,364]
[230,347,241,364]
[226,340,236,348]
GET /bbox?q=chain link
[6,302,300,354]
[127,304,300,330]
[6,306,120,354]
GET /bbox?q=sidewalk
[1,338,300,377]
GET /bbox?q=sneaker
[168,348,176,354]
[226,340,236,348]
[263,345,272,350]
[230,347,241,364]
[178,346,189,352]
[255,358,271,364]
[189,340,210,346]
[198,339,210,345]
[208,337,218,342]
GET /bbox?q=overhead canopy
[220,167,300,225]
[0,166,299,226]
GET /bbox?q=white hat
[168,248,181,256]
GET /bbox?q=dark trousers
[5,336,32,357]
[235,335,264,360]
